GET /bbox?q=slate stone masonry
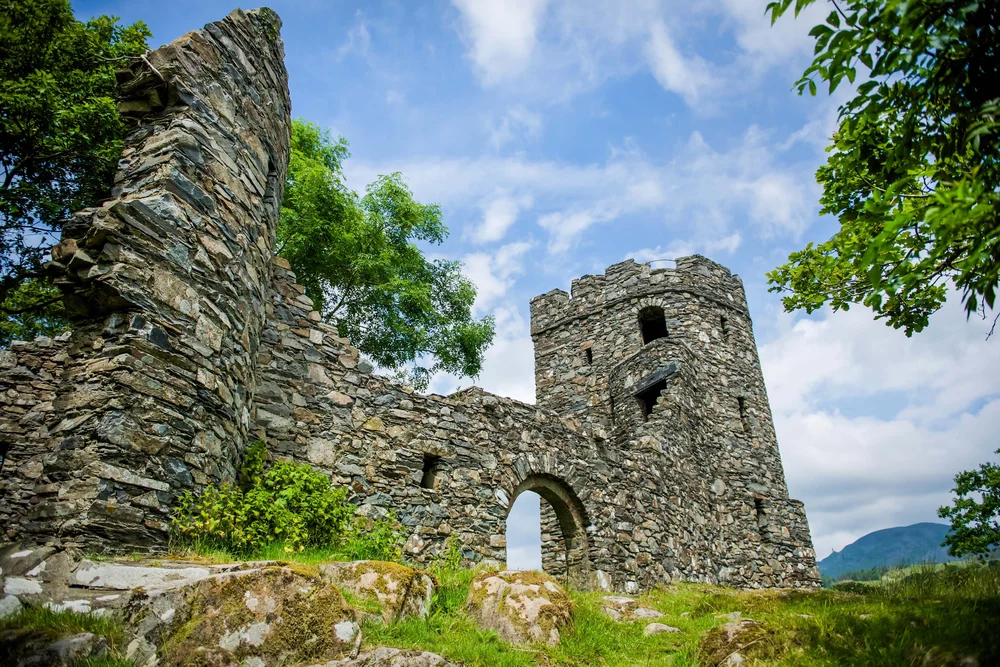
[0,7,820,591]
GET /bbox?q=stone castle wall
[0,8,820,591]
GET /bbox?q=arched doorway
[506,474,593,589]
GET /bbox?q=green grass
[64,546,1000,666]
[0,607,132,667]
[360,562,1000,666]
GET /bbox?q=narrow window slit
[754,498,765,527]
[738,397,750,433]
[636,379,668,421]
[420,454,442,490]
[584,347,593,364]
[721,315,729,338]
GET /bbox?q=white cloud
[760,296,1000,558]
[469,192,534,244]
[462,241,535,313]
[451,0,550,84]
[337,12,371,60]
[712,0,827,74]
[345,127,816,256]
[385,89,404,106]
[488,105,543,151]
[629,232,742,264]
[537,200,621,254]
[645,20,720,107]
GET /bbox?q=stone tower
[530,256,817,587]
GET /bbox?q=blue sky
[76,0,1000,567]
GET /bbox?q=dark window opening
[584,347,593,364]
[721,315,730,338]
[638,306,668,345]
[754,498,765,526]
[420,454,443,490]
[636,379,668,421]
[0,442,9,475]
[738,397,750,433]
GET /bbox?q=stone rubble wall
[0,336,70,541]
[0,8,820,591]
[0,9,291,550]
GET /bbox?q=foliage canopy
[765,0,999,336]
[279,120,494,389]
[939,449,1000,557]
[0,0,149,345]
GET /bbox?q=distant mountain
[818,522,957,581]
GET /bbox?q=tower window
[0,442,9,475]
[638,306,668,344]
[636,379,668,421]
[754,498,765,526]
[738,397,750,433]
[584,347,593,364]
[420,454,443,490]
[721,315,730,338]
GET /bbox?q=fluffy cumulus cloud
[468,192,535,245]
[759,298,1000,558]
[451,0,550,84]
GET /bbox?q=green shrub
[340,512,406,562]
[172,440,399,558]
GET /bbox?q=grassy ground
[60,547,1000,666]
[0,607,131,667]
[363,562,1000,667]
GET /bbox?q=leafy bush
[172,440,401,559]
[339,513,405,562]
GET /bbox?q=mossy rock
[123,566,357,667]
[309,646,461,666]
[319,561,436,623]
[465,570,573,647]
[698,619,782,666]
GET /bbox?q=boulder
[599,595,636,621]
[644,622,681,636]
[319,561,435,622]
[698,619,776,666]
[465,570,573,646]
[600,595,663,621]
[123,565,358,667]
[308,646,460,666]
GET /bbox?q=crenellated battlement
[530,256,747,335]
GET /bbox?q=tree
[938,450,1000,557]
[0,0,149,344]
[765,0,999,336]
[278,120,495,390]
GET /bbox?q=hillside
[818,522,956,581]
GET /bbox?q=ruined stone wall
[0,9,290,549]
[250,258,819,591]
[0,8,819,591]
